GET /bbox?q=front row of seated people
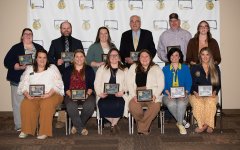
[17,47,220,139]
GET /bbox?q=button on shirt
[157,28,192,62]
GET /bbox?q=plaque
[19,54,33,65]
[102,54,108,62]
[137,89,153,102]
[130,52,139,62]
[170,87,185,98]
[71,89,86,101]
[29,84,45,97]
[61,52,74,62]
[104,83,119,94]
[198,85,212,97]
[167,45,181,52]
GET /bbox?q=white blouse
[17,64,64,96]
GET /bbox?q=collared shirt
[157,28,192,62]
[170,63,182,87]
[132,30,140,42]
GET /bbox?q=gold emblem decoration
[58,0,66,9]
[129,4,134,10]
[156,0,165,10]
[181,21,190,31]
[206,0,214,10]
[55,24,60,30]
[195,71,200,77]
[107,0,115,10]
[80,4,85,10]
[31,3,35,9]
[33,19,41,30]
[82,20,91,30]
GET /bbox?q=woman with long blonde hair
[190,47,221,133]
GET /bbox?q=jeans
[65,95,96,134]
[162,95,189,125]
[11,85,24,130]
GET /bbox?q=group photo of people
[4,12,222,140]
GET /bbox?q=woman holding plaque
[4,28,44,131]
[190,47,221,133]
[86,26,116,72]
[17,49,64,139]
[62,49,95,135]
[162,48,192,135]
[186,20,221,65]
[94,48,128,135]
[128,49,164,135]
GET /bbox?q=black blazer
[48,36,83,74]
[119,29,156,66]
[190,64,221,95]
[62,65,95,92]
[4,42,44,84]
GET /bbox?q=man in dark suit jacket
[48,21,83,129]
[48,21,83,74]
[120,15,156,67]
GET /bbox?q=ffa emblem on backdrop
[33,19,41,30]
[206,0,214,10]
[82,20,91,30]
[156,0,165,10]
[107,0,115,10]
[58,0,66,9]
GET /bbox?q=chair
[55,103,69,135]
[129,107,161,134]
[97,114,133,135]
[159,103,192,134]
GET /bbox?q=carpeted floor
[0,110,240,150]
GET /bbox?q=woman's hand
[193,91,200,99]
[41,89,54,99]
[86,89,93,99]
[57,59,64,66]
[152,95,156,102]
[115,91,124,97]
[133,96,138,103]
[23,91,34,100]
[14,63,26,70]
[212,91,217,98]
[165,90,172,100]
[66,90,71,98]
[99,93,108,98]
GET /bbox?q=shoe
[55,121,65,128]
[19,132,28,138]
[71,126,77,134]
[195,125,208,133]
[37,135,47,140]
[176,123,187,135]
[81,129,88,136]
[206,127,213,133]
[16,128,21,132]
[183,120,190,129]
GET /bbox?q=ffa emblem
[82,20,91,30]
[31,3,35,9]
[195,71,200,77]
[80,4,85,10]
[58,0,66,9]
[107,0,115,10]
[156,0,165,10]
[181,21,190,30]
[33,19,41,30]
[206,0,214,10]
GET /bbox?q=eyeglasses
[199,26,209,29]
[23,33,33,36]
[110,54,119,58]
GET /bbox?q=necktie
[65,37,70,67]
[133,33,138,50]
